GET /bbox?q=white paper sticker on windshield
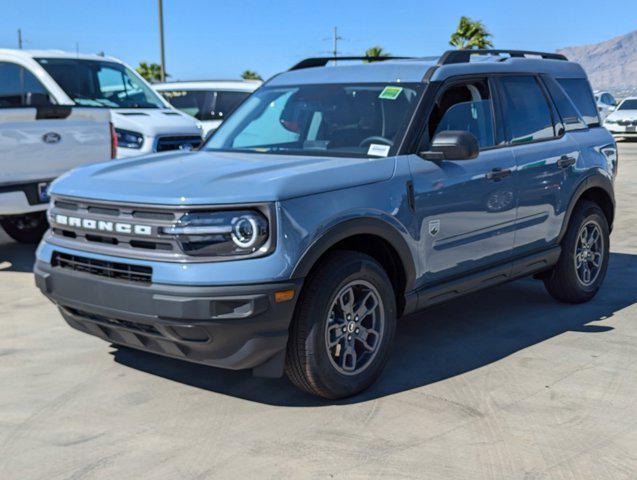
[368,143,390,157]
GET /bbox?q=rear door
[494,75,580,257]
[0,61,111,186]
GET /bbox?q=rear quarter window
[556,78,599,127]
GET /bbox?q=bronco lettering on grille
[54,214,152,236]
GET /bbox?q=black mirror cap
[420,130,479,161]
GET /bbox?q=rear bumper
[0,181,50,215]
[34,259,301,373]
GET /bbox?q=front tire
[285,251,396,399]
[544,201,610,303]
[0,212,48,244]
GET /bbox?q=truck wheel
[0,212,49,244]
[285,251,396,399]
[544,201,610,303]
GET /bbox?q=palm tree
[449,16,494,50]
[241,70,263,81]
[364,46,390,62]
[136,62,165,83]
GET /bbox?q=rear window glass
[542,76,587,132]
[498,76,555,144]
[556,78,599,127]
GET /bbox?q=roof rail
[289,56,416,71]
[438,49,568,65]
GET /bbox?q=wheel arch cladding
[559,174,615,242]
[291,218,416,316]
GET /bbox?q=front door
[409,77,517,288]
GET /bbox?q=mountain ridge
[557,30,637,91]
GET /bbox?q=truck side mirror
[419,130,479,161]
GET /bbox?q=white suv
[0,49,202,158]
[154,80,260,137]
[594,90,617,121]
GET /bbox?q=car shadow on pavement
[111,251,637,407]
[0,238,37,273]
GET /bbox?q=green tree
[136,62,165,83]
[241,70,263,81]
[449,16,494,50]
[364,46,390,62]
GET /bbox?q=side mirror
[419,130,479,161]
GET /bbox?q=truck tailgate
[0,107,112,185]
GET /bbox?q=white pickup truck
[0,60,114,243]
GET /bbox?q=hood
[112,109,201,135]
[606,109,637,122]
[50,150,396,205]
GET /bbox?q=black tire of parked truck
[544,201,610,304]
[0,212,49,244]
[285,251,397,399]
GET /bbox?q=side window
[0,62,53,108]
[498,76,555,144]
[541,75,587,132]
[428,78,496,149]
[556,78,600,127]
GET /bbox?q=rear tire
[0,212,48,244]
[544,201,609,303]
[285,251,396,399]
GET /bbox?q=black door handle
[486,168,512,181]
[557,155,577,168]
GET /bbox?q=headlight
[162,210,270,257]
[115,128,144,149]
[604,119,617,124]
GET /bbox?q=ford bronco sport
[35,50,617,399]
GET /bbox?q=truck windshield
[204,83,422,157]
[36,58,165,109]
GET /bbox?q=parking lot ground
[1,145,637,480]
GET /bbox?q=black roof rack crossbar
[438,49,567,65]
[289,56,416,71]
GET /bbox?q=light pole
[158,0,166,82]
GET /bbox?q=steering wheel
[359,136,394,148]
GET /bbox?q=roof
[0,48,121,63]
[266,53,587,87]
[153,80,261,92]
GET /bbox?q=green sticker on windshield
[379,86,403,100]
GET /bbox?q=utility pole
[158,0,166,82]
[332,26,342,65]
[17,29,23,49]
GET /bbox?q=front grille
[155,135,202,152]
[617,120,637,126]
[49,198,182,258]
[52,252,152,284]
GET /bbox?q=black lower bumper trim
[35,260,302,372]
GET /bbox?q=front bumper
[34,259,301,374]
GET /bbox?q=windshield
[618,99,637,111]
[159,89,250,120]
[36,58,165,108]
[204,83,422,157]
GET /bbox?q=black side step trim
[408,247,561,312]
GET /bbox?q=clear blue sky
[1,0,635,80]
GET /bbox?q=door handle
[485,168,512,181]
[557,155,577,168]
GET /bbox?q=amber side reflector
[274,289,295,303]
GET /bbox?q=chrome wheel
[574,220,604,286]
[325,280,384,376]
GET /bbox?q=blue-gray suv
[35,50,618,398]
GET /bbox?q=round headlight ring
[231,215,260,248]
